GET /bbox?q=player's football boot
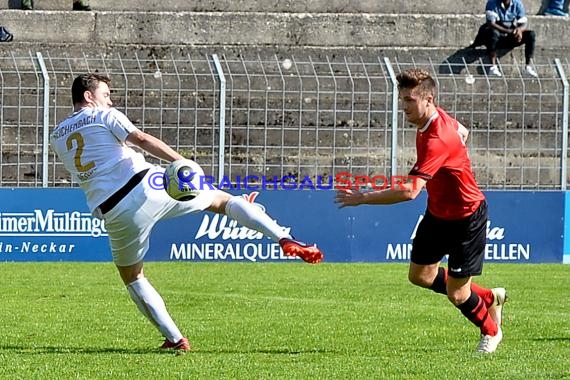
[488,287,507,326]
[477,326,503,353]
[160,337,191,352]
[279,237,324,264]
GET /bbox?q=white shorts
[102,166,216,266]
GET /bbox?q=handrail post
[555,59,569,190]
[212,54,226,183]
[36,52,50,188]
[383,57,399,177]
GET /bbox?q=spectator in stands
[543,0,568,16]
[469,0,538,78]
[21,0,91,11]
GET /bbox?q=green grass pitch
[0,262,568,379]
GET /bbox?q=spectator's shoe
[160,337,191,352]
[0,26,13,42]
[489,65,502,77]
[279,237,324,264]
[477,326,503,353]
[488,287,507,326]
[73,2,92,11]
[524,65,539,78]
[544,8,569,16]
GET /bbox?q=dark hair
[71,73,111,105]
[396,68,436,99]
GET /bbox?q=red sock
[457,291,498,336]
[470,282,494,308]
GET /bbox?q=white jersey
[50,107,153,212]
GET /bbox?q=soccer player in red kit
[335,68,506,353]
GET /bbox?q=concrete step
[0,0,555,16]
[0,11,568,49]
[0,44,566,134]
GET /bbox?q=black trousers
[471,24,536,63]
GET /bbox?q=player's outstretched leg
[223,196,324,263]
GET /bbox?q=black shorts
[410,200,488,278]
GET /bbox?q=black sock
[429,267,447,295]
[456,291,496,335]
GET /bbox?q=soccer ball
[163,159,204,201]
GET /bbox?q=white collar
[418,111,439,133]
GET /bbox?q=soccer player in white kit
[50,73,324,352]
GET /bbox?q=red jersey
[409,107,485,220]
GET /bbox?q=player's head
[72,73,113,109]
[396,68,437,126]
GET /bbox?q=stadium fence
[0,52,568,190]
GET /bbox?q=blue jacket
[485,0,528,29]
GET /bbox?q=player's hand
[335,189,365,208]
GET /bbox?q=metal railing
[0,52,568,190]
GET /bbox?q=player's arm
[335,177,427,208]
[104,108,185,162]
[458,122,469,143]
[336,135,446,208]
[126,129,184,162]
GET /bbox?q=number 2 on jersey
[66,132,95,172]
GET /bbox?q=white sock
[127,277,183,343]
[225,196,291,242]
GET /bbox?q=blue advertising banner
[482,191,563,264]
[355,190,564,264]
[0,189,109,262]
[149,190,564,264]
[0,189,565,263]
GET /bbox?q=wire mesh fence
[0,51,568,190]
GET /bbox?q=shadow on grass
[196,348,333,355]
[0,345,333,355]
[0,345,177,355]
[531,337,570,342]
